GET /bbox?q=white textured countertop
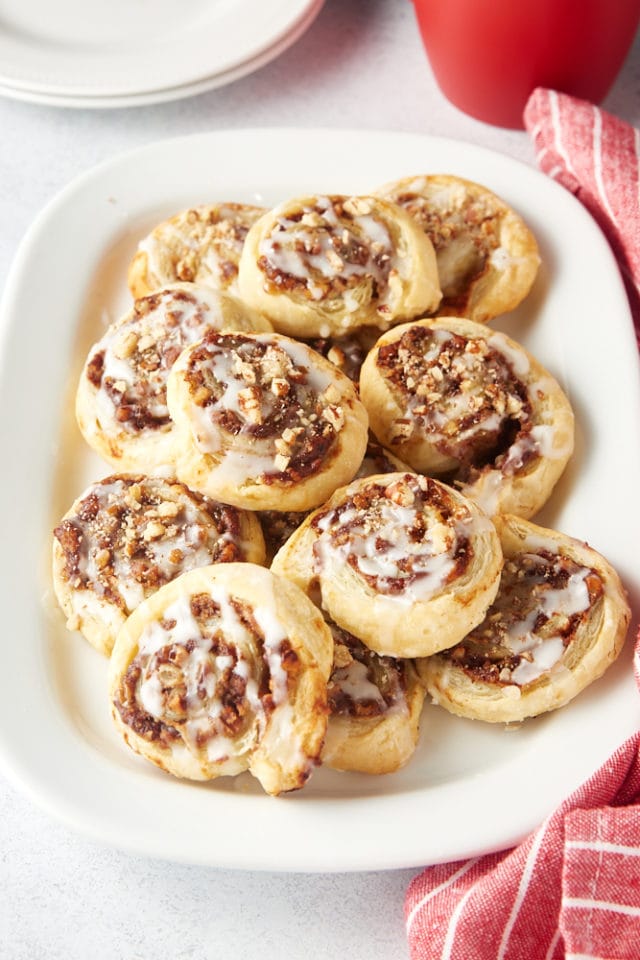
[1,2,639,957]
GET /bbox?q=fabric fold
[524,87,640,339]
[406,727,640,960]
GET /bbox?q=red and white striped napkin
[405,723,640,960]
[525,87,640,343]
[405,89,640,960]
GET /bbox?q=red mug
[412,0,640,128]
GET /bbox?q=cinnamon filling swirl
[256,196,395,305]
[442,549,605,686]
[311,473,473,600]
[183,332,346,484]
[113,590,300,755]
[53,476,244,611]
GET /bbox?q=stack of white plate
[0,0,324,107]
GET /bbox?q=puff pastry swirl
[76,283,270,473]
[322,619,425,774]
[52,474,265,656]
[258,437,411,561]
[166,330,369,511]
[128,202,265,299]
[237,193,441,337]
[360,317,574,519]
[418,514,630,723]
[109,563,333,795]
[271,471,502,659]
[375,174,540,322]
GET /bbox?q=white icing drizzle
[462,468,504,517]
[258,196,397,309]
[510,637,566,685]
[488,555,592,687]
[132,584,298,765]
[487,331,531,377]
[503,423,569,469]
[185,333,337,487]
[69,476,236,614]
[331,660,386,709]
[314,475,475,605]
[138,594,202,658]
[489,246,512,271]
[87,286,226,436]
[465,425,570,515]
[252,603,289,703]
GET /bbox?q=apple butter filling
[113,589,300,759]
[182,331,346,484]
[257,196,396,305]
[441,549,604,686]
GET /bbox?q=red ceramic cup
[412,0,640,128]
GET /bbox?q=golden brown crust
[76,283,271,473]
[237,193,441,337]
[128,203,266,299]
[258,437,413,562]
[375,174,540,322]
[108,563,333,795]
[271,471,503,659]
[166,330,369,511]
[51,474,266,656]
[360,317,574,519]
[321,620,425,774]
[417,514,630,723]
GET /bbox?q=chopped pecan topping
[183,332,345,484]
[53,476,247,607]
[257,196,395,306]
[153,203,262,290]
[327,621,407,718]
[112,590,296,751]
[441,549,604,686]
[377,325,533,479]
[190,592,221,621]
[392,188,499,308]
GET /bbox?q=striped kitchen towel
[524,87,640,342]
[405,637,640,960]
[405,91,640,960]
